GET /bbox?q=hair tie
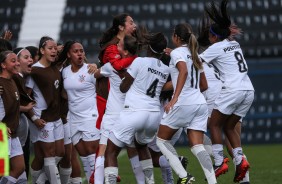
[149,45,164,55]
[16,48,26,57]
[209,27,222,38]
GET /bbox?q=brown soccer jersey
[0,77,20,137]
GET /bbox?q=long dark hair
[205,0,231,39]
[123,35,138,55]
[143,32,167,58]
[57,40,78,67]
[0,50,14,72]
[99,13,130,47]
[197,13,212,53]
[174,23,202,70]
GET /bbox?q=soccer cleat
[178,156,195,183]
[116,175,121,182]
[214,161,229,178]
[179,156,188,170]
[223,155,229,163]
[234,157,250,183]
[177,174,195,184]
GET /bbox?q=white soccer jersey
[100,62,125,114]
[25,62,48,116]
[62,63,97,123]
[169,46,206,106]
[200,39,254,91]
[124,57,170,111]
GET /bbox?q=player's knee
[156,137,166,150]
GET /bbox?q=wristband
[31,115,39,122]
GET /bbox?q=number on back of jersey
[146,79,159,98]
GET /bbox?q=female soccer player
[104,32,170,184]
[0,51,25,183]
[199,0,254,182]
[156,23,217,184]
[26,36,64,184]
[61,41,100,183]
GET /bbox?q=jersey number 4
[146,79,159,98]
[235,51,248,73]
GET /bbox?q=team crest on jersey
[54,80,59,89]
[79,75,86,82]
[15,92,19,100]
[40,129,49,139]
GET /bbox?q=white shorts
[100,114,119,145]
[17,113,29,146]
[148,127,183,152]
[8,137,23,158]
[112,110,162,146]
[29,119,64,143]
[160,104,208,132]
[203,82,222,117]
[214,90,254,117]
[63,122,71,145]
[70,120,100,145]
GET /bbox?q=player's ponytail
[174,23,202,70]
[205,0,242,40]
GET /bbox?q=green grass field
[116,144,282,184]
[28,144,281,183]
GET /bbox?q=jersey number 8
[235,51,248,73]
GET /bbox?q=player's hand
[7,127,11,138]
[2,30,13,40]
[87,64,98,74]
[24,102,36,112]
[164,97,178,114]
[34,119,46,129]
[164,48,172,55]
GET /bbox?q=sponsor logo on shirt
[223,44,240,53]
[148,67,167,79]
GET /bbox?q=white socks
[140,159,155,184]
[232,147,243,165]
[80,154,96,182]
[59,166,72,184]
[130,155,145,184]
[94,156,105,184]
[156,137,187,178]
[159,155,174,184]
[104,167,118,184]
[0,176,17,184]
[191,144,217,184]
[212,144,224,166]
[44,157,61,184]
[30,167,41,184]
